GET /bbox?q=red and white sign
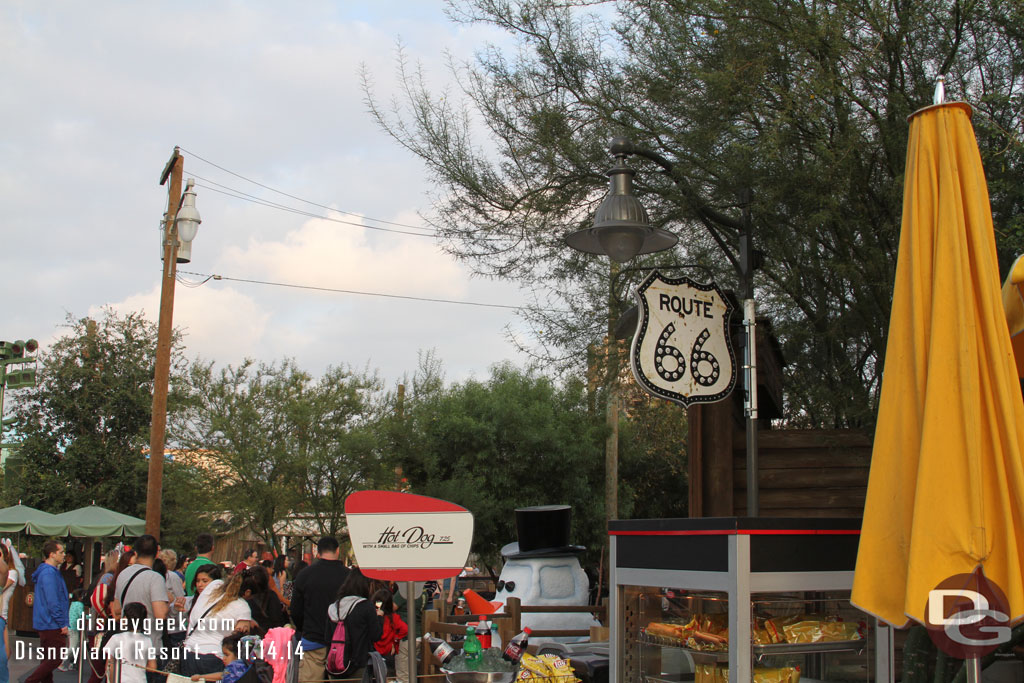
[345,490,474,581]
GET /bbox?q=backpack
[236,659,274,683]
[286,632,301,683]
[234,635,275,683]
[326,597,364,676]
[363,651,387,683]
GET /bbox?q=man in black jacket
[292,537,349,682]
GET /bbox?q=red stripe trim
[345,490,468,514]
[361,567,463,581]
[609,529,860,537]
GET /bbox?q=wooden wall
[688,396,872,519]
[733,428,871,517]
[686,321,873,519]
[209,527,269,565]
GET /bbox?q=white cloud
[220,215,464,297]
[101,284,272,366]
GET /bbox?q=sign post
[346,491,475,683]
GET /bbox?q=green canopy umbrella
[49,504,145,537]
[0,503,66,536]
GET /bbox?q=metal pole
[145,148,183,538]
[0,373,5,448]
[744,299,759,517]
[76,627,84,683]
[739,190,759,517]
[606,261,620,523]
[874,619,894,683]
[407,580,417,683]
[966,656,980,683]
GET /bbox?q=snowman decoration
[491,505,600,643]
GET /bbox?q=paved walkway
[8,633,85,683]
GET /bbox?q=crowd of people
[4,533,409,683]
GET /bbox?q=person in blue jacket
[26,540,69,683]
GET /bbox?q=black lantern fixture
[565,139,677,262]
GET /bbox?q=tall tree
[365,0,1024,428]
[383,362,607,571]
[296,365,391,538]
[176,359,389,547]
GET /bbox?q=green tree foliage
[177,359,389,547]
[161,459,220,552]
[3,310,208,546]
[618,392,689,519]
[297,366,391,538]
[383,362,606,571]
[365,0,1024,428]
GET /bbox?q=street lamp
[566,137,762,517]
[565,139,677,262]
[146,147,200,538]
[0,339,39,449]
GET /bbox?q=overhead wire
[175,272,214,288]
[175,270,568,314]
[170,149,535,311]
[192,179,439,238]
[179,146,438,232]
[180,149,505,242]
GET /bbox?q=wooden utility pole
[145,148,184,538]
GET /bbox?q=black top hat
[501,505,585,559]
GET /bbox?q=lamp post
[146,147,201,538]
[565,144,678,523]
[0,339,39,451]
[566,137,761,516]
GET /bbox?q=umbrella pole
[82,538,94,591]
[966,657,980,683]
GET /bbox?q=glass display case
[629,588,872,682]
[609,518,893,683]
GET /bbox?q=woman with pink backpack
[325,568,382,680]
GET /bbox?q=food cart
[609,517,892,683]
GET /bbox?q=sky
[1,1,533,390]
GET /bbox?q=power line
[175,272,214,288]
[176,270,567,313]
[179,146,436,232]
[193,180,439,238]
[180,147,506,242]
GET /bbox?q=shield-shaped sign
[631,271,737,406]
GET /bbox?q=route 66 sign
[630,271,737,406]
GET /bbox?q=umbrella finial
[934,75,946,105]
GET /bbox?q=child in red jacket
[372,588,409,674]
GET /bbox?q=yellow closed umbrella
[851,101,1024,632]
[1000,254,1024,377]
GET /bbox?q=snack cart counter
[609,517,892,683]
